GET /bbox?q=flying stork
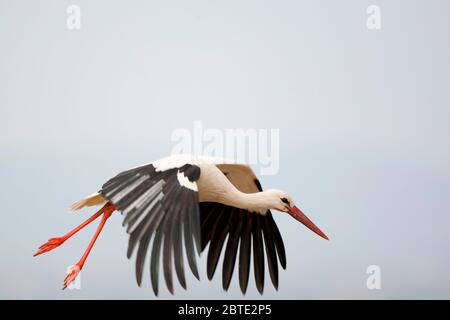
[34,154,329,294]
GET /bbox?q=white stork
[34,154,329,294]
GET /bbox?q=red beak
[288,206,329,240]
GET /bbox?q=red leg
[63,203,115,289]
[34,203,111,257]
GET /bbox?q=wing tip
[166,285,174,295]
[193,270,200,281]
[257,286,264,294]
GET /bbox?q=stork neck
[227,190,272,214]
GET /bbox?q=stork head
[264,189,329,240]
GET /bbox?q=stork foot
[33,237,66,257]
[63,263,82,290]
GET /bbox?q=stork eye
[280,197,289,205]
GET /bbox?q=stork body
[34,154,328,294]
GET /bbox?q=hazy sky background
[1,0,449,299]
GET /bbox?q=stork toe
[33,237,65,256]
[62,264,81,290]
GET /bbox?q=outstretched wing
[99,161,201,295]
[200,164,287,294]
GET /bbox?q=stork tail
[69,193,106,212]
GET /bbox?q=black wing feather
[201,203,222,250]
[135,232,151,286]
[173,214,186,289]
[222,210,243,290]
[150,227,163,295]
[252,214,265,294]
[206,208,231,280]
[267,213,287,269]
[183,206,200,280]
[259,214,279,289]
[238,212,252,294]
[162,212,175,294]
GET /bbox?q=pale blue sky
[1,0,449,299]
